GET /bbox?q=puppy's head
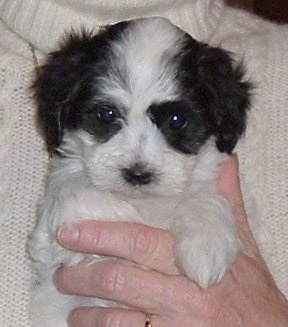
[34,17,251,196]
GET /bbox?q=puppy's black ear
[196,45,252,154]
[33,22,131,154]
[33,31,95,153]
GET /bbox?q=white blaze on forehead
[100,17,187,110]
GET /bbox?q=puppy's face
[35,17,251,196]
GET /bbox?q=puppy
[29,17,251,326]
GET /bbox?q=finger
[58,221,180,275]
[218,154,244,208]
[218,154,261,258]
[54,260,195,315]
[67,307,153,327]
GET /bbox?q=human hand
[54,155,288,327]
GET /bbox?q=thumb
[218,154,261,259]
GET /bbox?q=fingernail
[67,308,79,326]
[53,265,71,294]
[57,225,79,246]
[53,266,63,290]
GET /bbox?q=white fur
[29,135,241,327]
[98,18,184,108]
[29,17,242,327]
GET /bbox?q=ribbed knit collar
[0,0,225,52]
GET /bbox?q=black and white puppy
[29,17,251,327]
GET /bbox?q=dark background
[225,0,288,23]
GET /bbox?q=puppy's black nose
[122,164,153,186]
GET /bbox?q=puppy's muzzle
[122,163,153,186]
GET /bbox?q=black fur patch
[176,37,252,154]
[148,100,211,154]
[33,22,130,152]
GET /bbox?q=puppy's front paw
[177,233,241,288]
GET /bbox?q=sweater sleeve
[241,23,288,298]
[0,20,48,327]
[216,8,288,298]
[256,24,288,297]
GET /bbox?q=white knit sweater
[0,1,287,326]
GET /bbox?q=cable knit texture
[0,21,48,326]
[0,1,287,326]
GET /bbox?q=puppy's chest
[129,197,181,229]
[53,187,181,230]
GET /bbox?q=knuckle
[103,311,138,327]
[96,262,126,295]
[132,228,160,258]
[103,312,124,327]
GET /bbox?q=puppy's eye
[169,113,187,129]
[97,107,120,124]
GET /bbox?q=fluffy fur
[29,17,252,327]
